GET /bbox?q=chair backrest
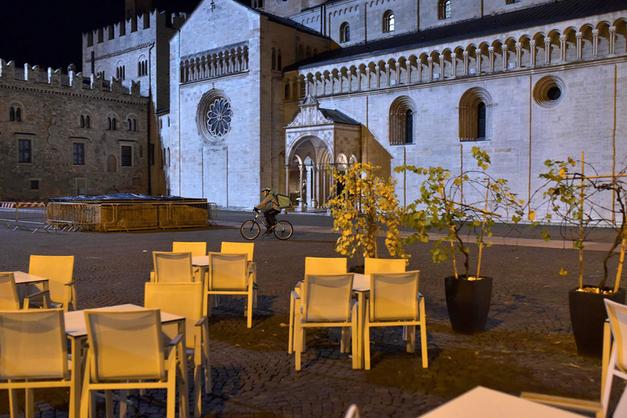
[221,242,254,262]
[304,257,347,277]
[144,282,203,349]
[302,274,354,322]
[605,299,627,372]
[29,255,74,305]
[85,309,164,381]
[0,309,67,380]
[172,241,207,257]
[364,258,407,275]
[209,253,248,290]
[152,251,193,283]
[0,272,20,310]
[370,271,420,321]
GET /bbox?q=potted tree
[328,162,407,269]
[397,147,525,333]
[538,156,626,356]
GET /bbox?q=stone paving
[0,212,624,417]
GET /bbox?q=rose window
[205,97,232,137]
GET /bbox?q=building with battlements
[1,0,626,208]
[0,62,149,200]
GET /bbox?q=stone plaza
[0,211,622,417]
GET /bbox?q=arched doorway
[286,135,333,210]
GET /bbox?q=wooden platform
[46,198,211,232]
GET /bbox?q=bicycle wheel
[273,220,294,240]
[240,220,261,240]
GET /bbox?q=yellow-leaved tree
[328,162,406,259]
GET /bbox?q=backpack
[275,193,291,209]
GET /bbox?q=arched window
[15,107,22,122]
[405,109,413,144]
[477,102,486,139]
[272,48,276,70]
[86,115,91,128]
[284,83,290,99]
[277,51,282,70]
[383,10,395,33]
[438,0,452,20]
[127,118,133,131]
[107,117,112,130]
[80,115,85,128]
[9,107,15,121]
[459,87,492,141]
[340,22,350,43]
[389,96,415,145]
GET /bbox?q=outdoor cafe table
[11,271,50,304]
[192,255,256,273]
[419,386,585,417]
[64,304,186,418]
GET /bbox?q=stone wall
[0,62,149,201]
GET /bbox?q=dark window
[272,48,276,70]
[438,0,452,20]
[477,102,486,139]
[30,179,39,190]
[9,107,15,121]
[80,115,85,128]
[18,139,32,163]
[121,145,133,167]
[277,51,282,70]
[547,86,562,101]
[340,22,350,43]
[15,107,21,122]
[383,10,395,33]
[149,144,155,166]
[73,143,85,165]
[405,109,413,144]
[86,115,91,128]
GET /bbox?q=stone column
[285,165,289,196]
[530,40,536,68]
[298,164,304,211]
[427,56,433,81]
[488,47,495,73]
[439,53,445,78]
[560,35,567,62]
[576,32,583,60]
[463,51,469,76]
[451,56,456,78]
[593,29,599,57]
[305,164,313,209]
[357,70,362,91]
[609,26,616,55]
[396,65,400,85]
[502,47,508,70]
[516,42,522,69]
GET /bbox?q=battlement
[82,10,187,49]
[0,59,143,98]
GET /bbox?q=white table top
[419,387,584,418]
[64,303,185,338]
[10,271,48,285]
[352,273,370,292]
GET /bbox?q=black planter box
[445,275,493,334]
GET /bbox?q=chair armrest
[195,316,208,327]
[167,334,184,347]
[65,280,77,286]
[25,289,50,299]
[291,290,300,300]
[520,392,601,413]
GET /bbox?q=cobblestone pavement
[0,214,624,417]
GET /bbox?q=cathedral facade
[2,0,626,209]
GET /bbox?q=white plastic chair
[152,251,194,283]
[0,309,74,418]
[81,309,188,418]
[364,271,428,369]
[207,252,255,328]
[293,273,358,371]
[145,282,210,418]
[288,257,347,354]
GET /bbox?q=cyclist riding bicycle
[254,187,280,232]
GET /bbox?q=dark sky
[0,0,200,72]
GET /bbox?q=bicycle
[240,211,294,240]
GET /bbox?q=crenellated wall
[0,59,150,201]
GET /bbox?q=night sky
[0,0,200,72]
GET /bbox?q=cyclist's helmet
[262,187,271,193]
